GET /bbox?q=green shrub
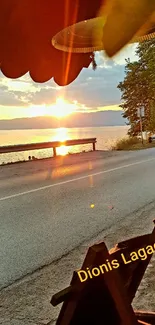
[112,137,141,150]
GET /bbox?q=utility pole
[137,107,144,145]
[139,107,143,145]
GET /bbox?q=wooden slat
[135,311,155,324]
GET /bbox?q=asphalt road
[0,149,155,289]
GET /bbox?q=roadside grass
[112,137,155,150]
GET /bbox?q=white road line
[0,157,155,202]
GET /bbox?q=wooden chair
[51,221,155,325]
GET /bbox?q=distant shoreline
[0,111,127,129]
[0,125,127,131]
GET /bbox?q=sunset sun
[51,97,74,118]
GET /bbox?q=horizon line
[0,109,123,121]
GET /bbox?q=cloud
[0,64,125,109]
[97,44,138,67]
[112,44,138,65]
[61,64,125,107]
[24,64,124,108]
[0,44,138,117]
[0,85,28,107]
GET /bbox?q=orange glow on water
[57,145,68,156]
[52,128,69,156]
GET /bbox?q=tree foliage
[117,39,155,136]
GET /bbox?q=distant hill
[0,110,127,129]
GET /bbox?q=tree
[117,39,155,136]
[147,102,155,134]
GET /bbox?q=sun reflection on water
[52,128,69,156]
[57,145,68,156]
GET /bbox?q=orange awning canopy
[0,0,102,85]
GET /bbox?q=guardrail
[0,138,97,157]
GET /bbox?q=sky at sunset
[0,44,138,120]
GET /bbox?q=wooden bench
[51,221,155,325]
